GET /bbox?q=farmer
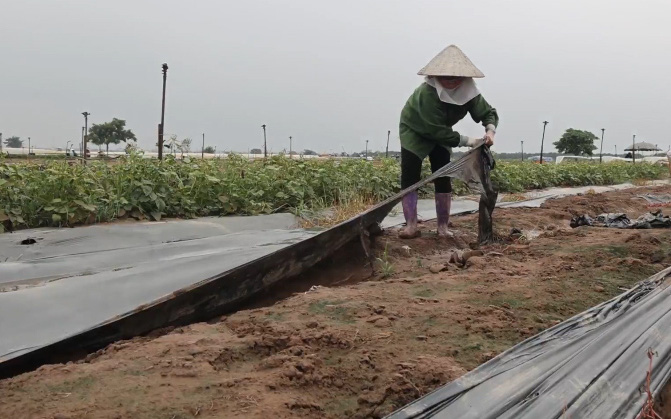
[398,44,498,239]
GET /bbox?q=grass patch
[125,369,147,377]
[531,313,562,324]
[323,353,343,366]
[412,287,436,298]
[324,396,359,418]
[489,296,527,310]
[297,197,377,229]
[265,312,286,322]
[422,316,438,327]
[538,264,659,318]
[447,328,520,370]
[45,375,96,396]
[650,242,671,264]
[500,193,527,202]
[444,283,471,293]
[603,245,629,258]
[467,292,529,312]
[308,300,354,324]
[569,244,629,258]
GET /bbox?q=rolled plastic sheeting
[387,266,671,419]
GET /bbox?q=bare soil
[3,186,671,419]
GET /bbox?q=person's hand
[484,130,495,146]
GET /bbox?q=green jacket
[399,83,499,159]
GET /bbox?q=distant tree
[4,136,23,148]
[303,149,318,156]
[88,118,137,154]
[553,129,598,156]
[203,146,215,154]
[250,148,263,154]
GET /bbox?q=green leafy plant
[0,154,665,232]
[376,242,395,278]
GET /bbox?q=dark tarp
[596,212,632,229]
[0,145,496,378]
[633,211,671,229]
[569,214,594,228]
[636,194,671,205]
[570,211,671,229]
[387,266,671,419]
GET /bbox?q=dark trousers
[400,147,452,193]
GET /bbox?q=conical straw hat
[418,45,485,78]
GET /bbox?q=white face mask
[425,76,480,105]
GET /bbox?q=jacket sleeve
[467,94,499,131]
[417,89,462,148]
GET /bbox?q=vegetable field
[0,154,666,231]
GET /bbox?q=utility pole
[385,130,390,158]
[262,124,267,158]
[289,136,292,157]
[82,112,90,162]
[632,134,636,164]
[599,128,605,163]
[0,133,3,154]
[615,145,617,157]
[201,133,205,159]
[81,127,85,156]
[158,63,169,160]
[365,140,369,159]
[539,121,549,164]
[521,140,524,161]
[28,137,31,159]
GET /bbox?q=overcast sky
[1,0,669,154]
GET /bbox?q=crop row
[0,154,665,231]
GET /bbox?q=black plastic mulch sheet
[0,145,496,378]
[387,266,671,419]
[637,194,671,205]
[570,211,671,229]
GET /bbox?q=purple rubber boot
[436,193,452,238]
[399,191,421,239]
